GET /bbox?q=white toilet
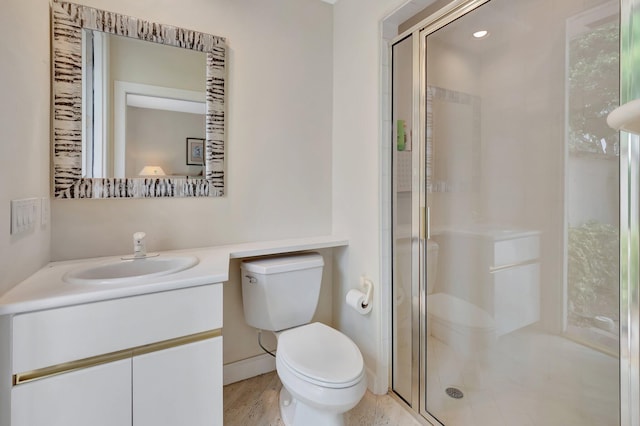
[426,240,496,357]
[240,253,367,426]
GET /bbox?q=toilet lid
[278,322,364,388]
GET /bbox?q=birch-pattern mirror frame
[51,0,226,198]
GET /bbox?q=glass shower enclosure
[391,0,638,424]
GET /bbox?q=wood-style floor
[223,371,426,426]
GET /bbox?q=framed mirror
[51,0,227,198]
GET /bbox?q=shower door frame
[388,0,640,424]
[619,1,640,424]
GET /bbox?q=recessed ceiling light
[473,30,489,39]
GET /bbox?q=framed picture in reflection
[186,137,205,165]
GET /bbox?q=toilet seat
[278,322,364,389]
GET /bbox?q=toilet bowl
[427,241,496,356]
[276,322,367,426]
[240,254,367,426]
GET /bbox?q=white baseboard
[366,366,387,395]
[223,353,277,385]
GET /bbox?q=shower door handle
[421,207,430,240]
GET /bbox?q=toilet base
[279,387,345,426]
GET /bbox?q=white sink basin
[63,255,199,285]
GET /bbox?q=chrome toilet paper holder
[360,276,373,308]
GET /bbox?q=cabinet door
[12,359,131,426]
[133,336,223,426]
[494,263,540,336]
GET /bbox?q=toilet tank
[241,253,324,332]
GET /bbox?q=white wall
[51,0,334,260]
[1,0,402,393]
[332,0,406,395]
[0,0,51,294]
[567,157,618,226]
[110,34,206,93]
[126,107,204,177]
[0,0,333,369]
[49,0,333,369]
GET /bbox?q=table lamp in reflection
[138,166,166,177]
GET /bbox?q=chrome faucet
[133,232,147,258]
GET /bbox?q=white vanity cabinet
[12,359,132,426]
[436,228,541,337]
[133,337,222,426]
[491,235,541,336]
[6,283,223,426]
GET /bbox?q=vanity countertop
[0,235,348,316]
[433,225,540,241]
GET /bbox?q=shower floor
[424,326,619,426]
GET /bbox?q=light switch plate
[11,198,39,235]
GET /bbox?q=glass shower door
[421,0,620,424]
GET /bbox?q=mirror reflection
[82,30,206,179]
